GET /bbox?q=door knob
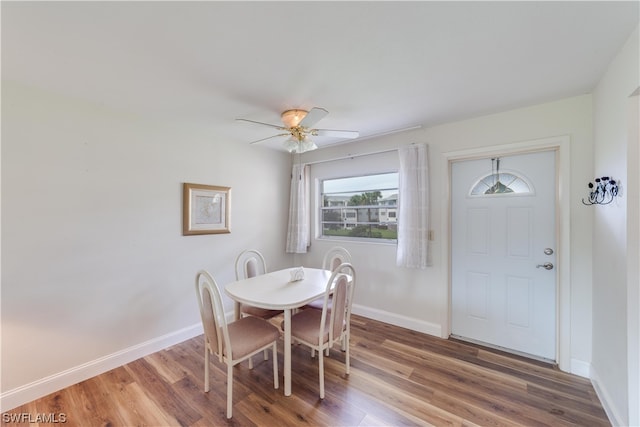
[536,262,554,270]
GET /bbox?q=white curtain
[396,143,430,268]
[286,163,309,253]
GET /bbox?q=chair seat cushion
[240,304,282,319]
[227,316,280,360]
[286,309,330,346]
[304,296,331,311]
[304,299,322,310]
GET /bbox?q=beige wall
[592,25,639,426]
[1,82,293,409]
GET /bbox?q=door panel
[466,271,490,320]
[451,150,556,361]
[467,208,489,254]
[506,275,531,327]
[507,207,531,258]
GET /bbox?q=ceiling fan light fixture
[300,139,318,152]
[284,138,299,153]
[283,136,318,154]
[281,109,307,128]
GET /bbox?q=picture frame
[183,183,231,235]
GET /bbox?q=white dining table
[224,267,332,396]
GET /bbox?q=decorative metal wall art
[582,176,619,205]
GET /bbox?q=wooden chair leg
[319,347,325,399]
[204,348,210,392]
[248,355,253,369]
[345,335,350,375]
[226,363,233,419]
[272,343,279,389]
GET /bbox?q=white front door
[451,150,557,361]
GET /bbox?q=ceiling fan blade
[298,107,328,128]
[236,118,286,130]
[313,129,360,139]
[249,133,291,145]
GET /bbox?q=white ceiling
[2,1,638,151]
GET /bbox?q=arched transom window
[469,171,533,196]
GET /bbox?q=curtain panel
[286,163,309,253]
[396,143,430,268]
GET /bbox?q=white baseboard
[591,365,625,427]
[0,323,203,413]
[570,358,591,378]
[352,304,442,337]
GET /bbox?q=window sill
[315,236,397,246]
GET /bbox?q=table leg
[233,301,241,321]
[284,308,292,396]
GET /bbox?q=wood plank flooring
[2,315,609,426]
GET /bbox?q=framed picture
[183,183,231,235]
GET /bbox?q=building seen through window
[320,172,398,241]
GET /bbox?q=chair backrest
[320,263,356,345]
[195,270,231,363]
[322,246,352,272]
[235,249,267,280]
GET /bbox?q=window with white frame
[320,172,398,241]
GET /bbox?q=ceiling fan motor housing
[281,109,308,128]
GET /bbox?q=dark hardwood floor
[2,315,609,426]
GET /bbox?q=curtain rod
[303,147,399,166]
[302,125,423,166]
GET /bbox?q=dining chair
[234,249,281,320]
[195,270,280,419]
[287,263,356,399]
[323,246,353,272]
[304,246,352,311]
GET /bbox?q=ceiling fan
[236,107,359,153]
